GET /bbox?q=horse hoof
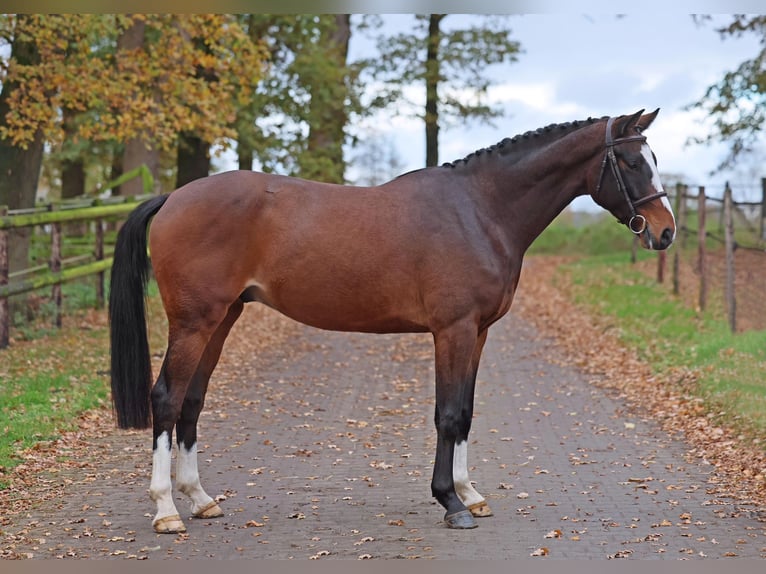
[444,509,478,529]
[193,500,224,519]
[468,500,493,517]
[153,514,187,534]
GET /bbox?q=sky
[341,13,764,211]
[205,9,764,212]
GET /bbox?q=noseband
[595,116,668,235]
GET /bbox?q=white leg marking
[453,440,484,507]
[149,431,180,521]
[177,441,217,514]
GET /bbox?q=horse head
[590,109,676,250]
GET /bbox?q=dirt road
[2,291,765,559]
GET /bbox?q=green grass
[531,210,766,438]
[562,252,766,438]
[528,211,641,257]
[0,371,110,471]
[0,281,167,487]
[0,330,112,484]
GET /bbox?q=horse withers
[109,109,675,533]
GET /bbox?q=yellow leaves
[1,14,267,151]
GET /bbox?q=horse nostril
[661,227,674,249]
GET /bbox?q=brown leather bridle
[595,116,668,235]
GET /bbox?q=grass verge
[561,252,766,439]
[0,284,167,488]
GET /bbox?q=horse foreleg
[176,300,244,521]
[453,328,493,518]
[431,319,483,529]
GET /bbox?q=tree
[0,15,45,276]
[236,14,361,183]
[116,15,159,196]
[688,15,766,171]
[0,14,268,192]
[297,14,352,183]
[369,14,521,166]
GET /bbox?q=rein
[595,116,668,235]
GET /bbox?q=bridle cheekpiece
[595,116,668,235]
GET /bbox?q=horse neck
[476,123,604,252]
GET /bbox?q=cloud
[489,81,585,118]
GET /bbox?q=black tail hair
[109,195,169,429]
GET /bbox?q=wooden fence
[0,165,155,348]
[654,179,766,333]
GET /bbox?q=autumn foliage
[0,14,268,152]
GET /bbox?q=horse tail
[109,194,169,429]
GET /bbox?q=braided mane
[441,116,607,169]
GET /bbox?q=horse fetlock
[149,485,174,504]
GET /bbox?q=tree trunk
[60,107,86,200]
[122,137,159,195]
[425,14,444,167]
[0,17,45,277]
[116,16,159,196]
[176,132,210,188]
[237,136,254,171]
[301,14,351,183]
[236,14,263,172]
[109,144,124,195]
[61,158,85,199]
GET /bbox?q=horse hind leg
[175,300,244,521]
[149,301,232,534]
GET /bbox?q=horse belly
[251,267,429,334]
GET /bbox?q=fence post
[95,212,105,308]
[761,177,766,241]
[672,182,686,295]
[49,204,63,329]
[697,186,707,311]
[723,183,736,332]
[0,206,8,348]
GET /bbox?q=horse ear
[636,108,660,132]
[618,109,645,137]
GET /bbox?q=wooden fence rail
[0,165,155,348]
[659,179,766,333]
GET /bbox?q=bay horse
[109,109,675,533]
